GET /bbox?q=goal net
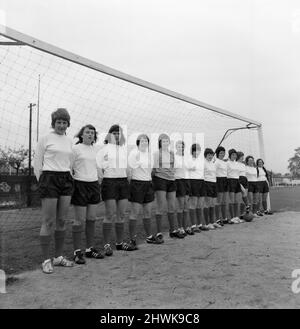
[0,25,263,161]
[0,25,264,273]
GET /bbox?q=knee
[42,219,55,233]
[156,202,165,213]
[168,205,175,213]
[129,211,138,220]
[56,218,66,230]
[105,211,115,221]
[178,201,184,211]
[143,209,151,218]
[73,218,84,226]
[116,216,125,223]
[118,211,127,222]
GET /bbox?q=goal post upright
[257,125,266,161]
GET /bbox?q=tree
[1,146,31,175]
[0,149,8,173]
[288,147,300,179]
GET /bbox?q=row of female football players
[34,108,272,274]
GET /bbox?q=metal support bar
[0,41,25,46]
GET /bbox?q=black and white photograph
[0,0,300,315]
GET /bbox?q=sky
[0,0,299,173]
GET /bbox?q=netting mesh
[0,34,260,156]
[0,30,261,274]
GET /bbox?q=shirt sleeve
[33,135,46,181]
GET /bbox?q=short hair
[51,108,70,128]
[158,133,170,149]
[136,134,149,147]
[191,143,201,155]
[104,124,126,146]
[204,148,214,158]
[228,148,237,159]
[245,155,254,165]
[256,158,264,166]
[215,146,225,158]
[75,124,97,144]
[236,151,244,161]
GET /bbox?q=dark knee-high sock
[189,209,196,226]
[196,208,204,225]
[229,203,234,219]
[252,203,257,213]
[54,230,66,258]
[240,202,246,215]
[234,203,239,218]
[167,212,176,232]
[183,210,189,229]
[155,214,162,234]
[115,222,124,244]
[262,200,268,211]
[72,224,83,251]
[203,207,209,225]
[143,217,152,237]
[102,222,112,245]
[221,204,227,219]
[177,212,183,228]
[40,235,51,260]
[85,220,95,249]
[209,207,215,223]
[215,205,220,221]
[129,219,137,239]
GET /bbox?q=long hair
[176,140,185,155]
[158,133,170,149]
[104,124,126,146]
[75,124,97,144]
[256,158,269,180]
[191,143,201,158]
[136,134,149,147]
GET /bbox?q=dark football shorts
[227,178,242,193]
[239,176,249,189]
[71,180,101,206]
[152,175,176,193]
[129,180,154,204]
[216,177,228,193]
[248,181,260,193]
[189,179,206,197]
[258,181,269,193]
[101,177,129,201]
[38,171,73,199]
[205,181,217,198]
[175,179,191,198]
